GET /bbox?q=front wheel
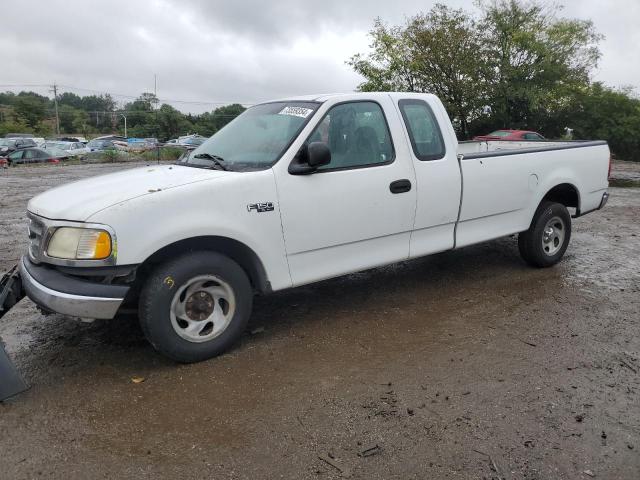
[518,201,571,268]
[139,251,253,362]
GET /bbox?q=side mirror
[307,142,331,167]
[288,142,331,175]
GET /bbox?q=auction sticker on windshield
[278,106,314,118]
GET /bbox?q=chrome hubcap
[541,216,565,256]
[170,275,236,343]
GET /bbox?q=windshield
[488,130,512,137]
[181,101,319,171]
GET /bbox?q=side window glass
[24,150,35,159]
[398,99,446,161]
[307,101,394,171]
[9,150,22,160]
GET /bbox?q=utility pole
[154,74,160,164]
[51,83,60,136]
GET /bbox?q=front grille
[27,213,47,263]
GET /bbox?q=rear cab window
[398,99,446,161]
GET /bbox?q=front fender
[87,169,292,291]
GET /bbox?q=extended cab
[20,93,610,362]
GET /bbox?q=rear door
[392,95,462,257]
[276,96,417,286]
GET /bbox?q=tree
[564,83,640,161]
[349,5,493,136]
[407,6,492,135]
[349,1,603,139]
[81,94,116,113]
[156,104,193,139]
[349,19,418,92]
[125,92,159,113]
[58,92,84,109]
[480,0,602,129]
[79,94,116,131]
[13,92,48,128]
[0,118,30,136]
[193,104,246,136]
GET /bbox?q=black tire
[518,201,571,268]
[139,251,253,363]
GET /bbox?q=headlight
[47,227,112,260]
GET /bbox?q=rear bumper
[20,256,128,319]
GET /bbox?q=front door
[276,97,417,286]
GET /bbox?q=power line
[0,84,50,88]
[0,105,243,118]
[0,83,256,107]
[56,84,255,107]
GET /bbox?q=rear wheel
[518,201,571,268]
[139,251,253,362]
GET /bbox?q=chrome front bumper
[20,257,127,319]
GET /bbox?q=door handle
[389,179,412,194]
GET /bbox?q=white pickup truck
[19,93,610,362]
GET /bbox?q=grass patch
[609,178,640,188]
[140,147,186,162]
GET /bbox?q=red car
[473,130,545,141]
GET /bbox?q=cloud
[0,0,637,113]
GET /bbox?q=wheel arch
[135,236,271,295]
[539,182,581,213]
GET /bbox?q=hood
[28,164,231,221]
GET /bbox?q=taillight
[49,158,60,164]
[608,155,612,180]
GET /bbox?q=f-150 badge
[247,202,274,213]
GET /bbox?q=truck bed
[454,139,610,249]
[457,139,599,156]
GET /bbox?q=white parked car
[43,141,90,157]
[20,92,610,362]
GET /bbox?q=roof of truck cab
[263,92,428,104]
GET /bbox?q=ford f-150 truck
[18,92,610,362]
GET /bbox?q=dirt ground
[0,161,639,479]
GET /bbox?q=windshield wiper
[192,153,228,171]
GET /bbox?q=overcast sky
[1,0,638,113]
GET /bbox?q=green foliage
[102,149,121,163]
[14,92,48,127]
[0,90,245,142]
[0,118,30,137]
[140,147,185,162]
[348,0,640,160]
[479,0,602,129]
[566,84,640,161]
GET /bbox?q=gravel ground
[0,160,639,479]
